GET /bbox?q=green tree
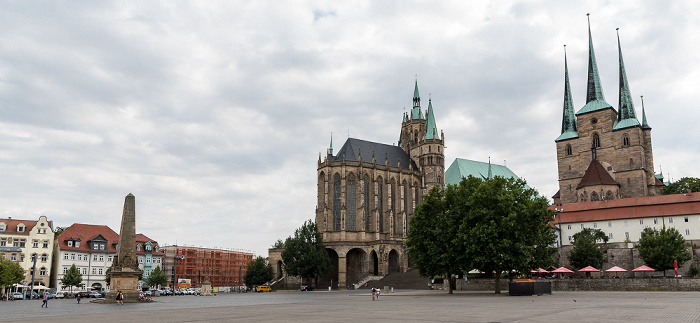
[54,226,68,236]
[663,177,700,195]
[271,239,285,249]
[459,176,557,293]
[105,267,111,286]
[146,266,168,289]
[61,264,83,292]
[244,256,272,287]
[568,228,609,274]
[0,258,26,296]
[407,185,464,294]
[638,226,692,276]
[281,220,331,287]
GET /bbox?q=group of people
[370,287,381,301]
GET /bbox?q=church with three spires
[553,15,664,205]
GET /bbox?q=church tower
[399,81,445,196]
[554,15,662,204]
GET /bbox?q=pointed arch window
[346,174,356,231]
[377,177,384,233]
[622,134,630,146]
[590,191,600,201]
[333,174,342,231]
[592,133,601,148]
[391,179,397,234]
[363,174,370,232]
[565,144,573,156]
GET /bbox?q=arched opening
[592,133,601,148]
[276,260,283,279]
[565,144,573,156]
[590,191,600,201]
[388,250,400,273]
[606,190,615,200]
[91,282,103,291]
[346,248,366,286]
[370,250,379,276]
[320,249,339,289]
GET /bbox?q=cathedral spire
[327,132,333,155]
[411,80,422,120]
[557,45,579,142]
[641,95,651,129]
[424,97,439,140]
[578,14,612,115]
[613,28,641,130]
[487,157,493,179]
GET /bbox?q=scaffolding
[162,245,255,288]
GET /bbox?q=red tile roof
[549,192,700,224]
[56,224,119,253]
[576,159,619,189]
[0,218,39,234]
[135,233,164,255]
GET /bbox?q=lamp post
[28,254,37,300]
[174,254,184,289]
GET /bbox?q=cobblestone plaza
[2,290,699,322]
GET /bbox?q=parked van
[255,285,271,292]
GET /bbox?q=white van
[55,292,65,299]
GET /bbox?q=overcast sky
[1,1,698,257]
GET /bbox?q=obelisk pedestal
[106,193,141,303]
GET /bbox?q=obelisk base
[106,270,141,303]
[201,280,212,296]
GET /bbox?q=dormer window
[0,223,5,232]
[137,244,142,251]
[75,241,80,248]
[154,246,159,252]
[67,241,73,247]
[17,224,25,232]
[100,244,104,250]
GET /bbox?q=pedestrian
[116,290,124,305]
[41,292,49,308]
[77,293,81,304]
[376,288,381,300]
[371,287,376,301]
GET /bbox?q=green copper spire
[557,45,579,142]
[327,132,333,155]
[411,80,422,120]
[641,95,651,129]
[613,28,641,131]
[487,157,493,179]
[577,14,613,115]
[424,98,439,139]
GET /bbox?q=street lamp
[174,254,184,289]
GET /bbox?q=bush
[689,264,700,277]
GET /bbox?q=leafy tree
[407,185,463,294]
[146,266,168,289]
[663,177,700,195]
[281,220,330,287]
[244,256,272,287]
[568,228,609,274]
[61,264,83,292]
[0,258,26,296]
[105,267,111,285]
[459,176,557,293]
[272,239,285,248]
[638,226,692,276]
[54,226,68,236]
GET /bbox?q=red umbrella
[632,265,656,278]
[605,266,627,272]
[674,260,679,277]
[550,267,574,278]
[578,266,600,272]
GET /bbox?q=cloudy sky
[2,1,699,257]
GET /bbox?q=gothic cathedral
[315,81,445,288]
[554,16,664,205]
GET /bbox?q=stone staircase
[354,275,384,289]
[358,268,431,290]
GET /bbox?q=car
[55,292,65,299]
[89,291,102,298]
[76,291,90,298]
[11,292,24,300]
[300,285,315,291]
[256,285,271,292]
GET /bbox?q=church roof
[613,28,641,131]
[424,98,439,140]
[445,158,522,186]
[557,46,579,142]
[576,159,619,189]
[330,138,417,170]
[411,81,422,120]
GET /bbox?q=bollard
[391,287,393,293]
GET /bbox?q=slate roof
[576,159,619,189]
[330,138,417,170]
[445,158,522,186]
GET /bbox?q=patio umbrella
[578,266,600,278]
[632,265,656,278]
[550,267,574,278]
[605,266,627,277]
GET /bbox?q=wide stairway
[358,268,431,290]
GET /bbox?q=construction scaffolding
[162,245,255,289]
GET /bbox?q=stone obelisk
[106,193,141,302]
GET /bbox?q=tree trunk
[446,273,453,294]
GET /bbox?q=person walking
[371,287,376,301]
[376,288,381,300]
[116,290,124,305]
[41,292,49,308]
[77,293,81,304]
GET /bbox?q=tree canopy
[244,256,272,287]
[568,228,609,271]
[0,258,26,290]
[663,177,700,195]
[61,264,83,292]
[407,175,557,294]
[281,220,330,287]
[146,266,168,289]
[638,226,692,276]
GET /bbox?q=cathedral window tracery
[346,173,356,231]
[364,174,370,232]
[377,177,384,232]
[333,174,341,231]
[592,133,601,148]
[623,134,630,146]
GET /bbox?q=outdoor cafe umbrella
[578,266,600,278]
[551,267,574,278]
[605,266,627,277]
[632,265,656,278]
